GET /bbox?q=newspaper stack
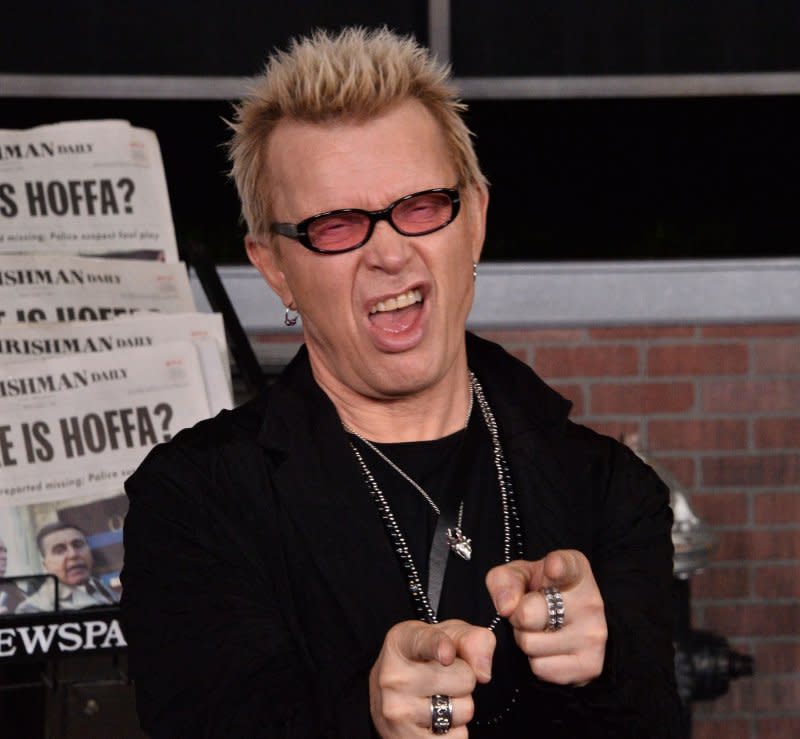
[0,121,235,615]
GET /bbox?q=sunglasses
[270,187,461,254]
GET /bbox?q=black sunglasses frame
[270,187,461,254]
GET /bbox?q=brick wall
[477,324,800,739]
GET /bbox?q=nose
[362,219,413,274]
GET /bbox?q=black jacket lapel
[256,349,413,678]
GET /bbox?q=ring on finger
[542,586,565,631]
[430,694,453,734]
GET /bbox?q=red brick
[754,339,800,374]
[648,419,748,451]
[714,530,751,561]
[550,383,584,417]
[690,491,749,525]
[704,603,800,637]
[648,343,748,376]
[752,676,800,712]
[694,677,754,714]
[715,529,800,561]
[476,328,584,344]
[757,715,800,737]
[754,418,800,449]
[754,492,800,524]
[582,420,641,443]
[755,641,800,675]
[702,454,800,487]
[702,324,800,338]
[590,382,694,414]
[755,565,800,598]
[589,326,696,339]
[649,455,696,489]
[693,566,751,599]
[535,345,639,378]
[692,718,750,739]
[703,379,800,413]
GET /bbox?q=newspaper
[0,340,218,614]
[0,120,178,261]
[0,312,232,400]
[0,253,195,323]
[0,340,213,510]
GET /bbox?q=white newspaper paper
[0,120,178,261]
[0,312,232,400]
[0,341,212,509]
[0,253,195,324]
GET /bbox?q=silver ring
[542,586,565,631]
[430,694,453,734]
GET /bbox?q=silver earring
[472,262,478,281]
[284,307,298,327]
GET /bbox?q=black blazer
[121,333,681,738]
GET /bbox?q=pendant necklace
[343,371,524,627]
[342,376,475,560]
[345,372,526,726]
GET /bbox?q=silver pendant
[446,527,472,561]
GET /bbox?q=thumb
[541,550,585,590]
[439,620,496,683]
[393,621,457,666]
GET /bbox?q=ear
[465,183,489,264]
[245,234,296,308]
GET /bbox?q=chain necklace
[346,371,524,630]
[343,380,475,560]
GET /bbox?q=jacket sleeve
[121,431,315,738]
[578,439,683,738]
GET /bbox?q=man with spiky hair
[123,27,680,738]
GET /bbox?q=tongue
[369,303,420,333]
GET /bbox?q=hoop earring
[284,307,299,327]
[472,262,478,281]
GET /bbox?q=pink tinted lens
[308,211,369,250]
[393,192,453,233]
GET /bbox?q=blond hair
[228,26,486,237]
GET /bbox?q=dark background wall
[3,2,799,262]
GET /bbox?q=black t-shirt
[348,406,534,732]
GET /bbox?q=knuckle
[454,660,478,693]
[584,622,608,647]
[514,630,535,656]
[381,695,410,723]
[516,593,540,625]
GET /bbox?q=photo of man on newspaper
[15,521,118,614]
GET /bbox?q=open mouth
[368,288,423,316]
[366,287,427,349]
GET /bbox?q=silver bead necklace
[345,371,524,630]
[343,378,475,560]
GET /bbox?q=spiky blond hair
[228,26,486,237]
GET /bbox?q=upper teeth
[370,288,423,314]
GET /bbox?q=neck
[312,359,473,443]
